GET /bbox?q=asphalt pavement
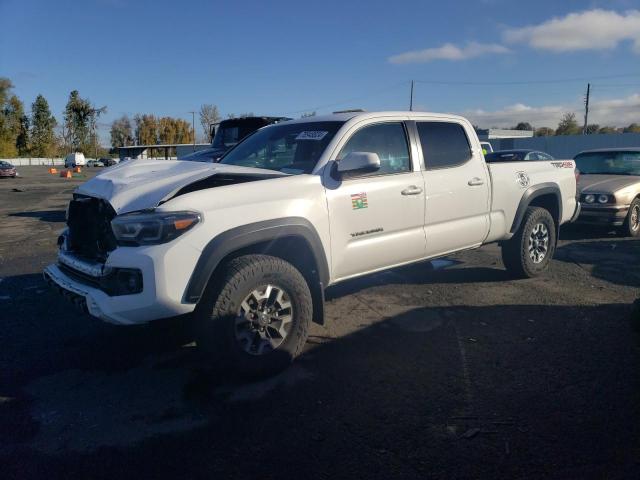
[1,167,639,479]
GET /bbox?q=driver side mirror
[337,152,381,177]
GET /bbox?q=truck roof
[284,111,470,124]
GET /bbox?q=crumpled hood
[578,174,640,194]
[75,159,285,214]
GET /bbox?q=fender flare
[510,182,562,233]
[183,217,329,304]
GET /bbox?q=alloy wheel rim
[528,223,549,264]
[631,205,640,231]
[234,284,293,356]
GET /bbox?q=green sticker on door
[351,192,368,210]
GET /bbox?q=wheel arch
[184,217,329,324]
[510,183,562,234]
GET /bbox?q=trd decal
[350,227,383,238]
[551,161,574,168]
[351,192,368,210]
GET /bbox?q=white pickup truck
[45,111,579,376]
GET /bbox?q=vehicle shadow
[8,210,66,223]
[555,239,640,287]
[2,295,638,479]
[326,260,512,301]
[559,223,619,241]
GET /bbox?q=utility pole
[189,111,196,151]
[582,83,590,135]
[409,80,414,111]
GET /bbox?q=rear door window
[416,122,472,169]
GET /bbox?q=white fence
[1,158,65,166]
[3,157,179,165]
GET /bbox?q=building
[486,132,640,159]
[118,143,210,161]
[475,128,534,140]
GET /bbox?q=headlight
[597,194,610,204]
[584,194,595,204]
[111,211,201,246]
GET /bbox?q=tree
[30,94,57,157]
[199,104,220,142]
[134,114,159,145]
[623,123,640,133]
[555,113,580,136]
[598,126,619,134]
[585,124,600,135]
[535,127,555,137]
[110,115,133,149]
[63,90,106,154]
[513,122,533,131]
[157,117,192,144]
[133,114,193,146]
[0,83,26,157]
[16,113,29,155]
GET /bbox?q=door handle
[401,185,423,195]
[468,177,484,186]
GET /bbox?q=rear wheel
[195,254,312,378]
[621,199,640,237]
[502,206,556,278]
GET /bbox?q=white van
[64,152,86,168]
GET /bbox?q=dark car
[99,157,119,167]
[0,160,17,178]
[485,149,554,162]
[180,116,290,162]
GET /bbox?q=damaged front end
[65,194,118,262]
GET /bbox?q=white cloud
[504,9,640,53]
[461,93,640,128]
[388,42,510,64]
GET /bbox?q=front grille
[58,263,102,288]
[66,195,118,261]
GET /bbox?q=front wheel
[502,206,556,278]
[621,199,640,237]
[195,254,312,378]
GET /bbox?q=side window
[338,122,411,176]
[416,122,472,169]
[526,152,538,161]
[539,153,553,161]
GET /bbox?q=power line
[280,80,410,116]
[591,83,640,88]
[414,73,640,86]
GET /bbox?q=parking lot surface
[1,167,639,479]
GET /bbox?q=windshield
[212,119,270,149]
[180,148,219,163]
[574,151,640,175]
[219,121,344,174]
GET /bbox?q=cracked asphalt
[1,167,639,479]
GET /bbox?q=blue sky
[1,0,639,143]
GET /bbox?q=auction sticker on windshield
[296,131,328,141]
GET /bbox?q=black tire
[621,198,640,238]
[195,254,312,378]
[502,206,556,278]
